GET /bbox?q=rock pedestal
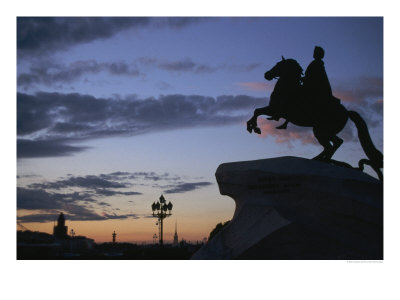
[192,156,383,260]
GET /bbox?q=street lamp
[151,195,173,246]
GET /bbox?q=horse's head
[264,57,303,81]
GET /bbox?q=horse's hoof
[254,127,261,134]
[312,156,324,161]
[313,157,329,163]
[246,125,253,133]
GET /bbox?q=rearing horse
[246,57,383,180]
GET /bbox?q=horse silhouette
[246,57,383,180]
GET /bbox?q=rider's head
[313,46,325,60]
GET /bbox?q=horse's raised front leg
[246,106,273,134]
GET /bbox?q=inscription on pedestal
[248,176,301,194]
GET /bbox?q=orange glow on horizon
[19,212,231,244]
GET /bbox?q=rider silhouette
[274,46,335,130]
[303,46,332,107]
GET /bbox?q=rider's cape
[303,59,332,101]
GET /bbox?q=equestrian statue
[246,46,383,180]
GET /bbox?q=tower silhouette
[112,231,116,244]
[173,219,179,247]
[53,212,68,239]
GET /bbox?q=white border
[2,1,399,300]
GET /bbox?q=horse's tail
[348,110,383,171]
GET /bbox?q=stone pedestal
[192,156,383,260]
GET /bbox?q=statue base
[192,156,383,260]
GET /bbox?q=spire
[173,218,179,247]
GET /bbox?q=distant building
[18,213,96,258]
[53,212,68,239]
[69,235,94,251]
[172,219,179,247]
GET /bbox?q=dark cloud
[27,171,183,190]
[17,186,140,222]
[163,181,213,194]
[28,174,129,190]
[17,139,90,158]
[25,173,145,200]
[94,189,142,197]
[17,92,266,158]
[17,17,205,57]
[18,60,140,88]
[18,212,140,223]
[97,201,111,207]
[17,174,41,179]
[96,171,180,183]
[17,17,146,55]
[18,214,60,223]
[17,187,96,211]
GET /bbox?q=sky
[16,17,383,243]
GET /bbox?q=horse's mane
[284,59,303,79]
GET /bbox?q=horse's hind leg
[329,135,343,158]
[359,159,383,181]
[312,129,334,161]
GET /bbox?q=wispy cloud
[163,182,213,194]
[138,56,261,74]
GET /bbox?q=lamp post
[151,195,173,246]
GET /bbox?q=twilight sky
[16,17,383,243]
